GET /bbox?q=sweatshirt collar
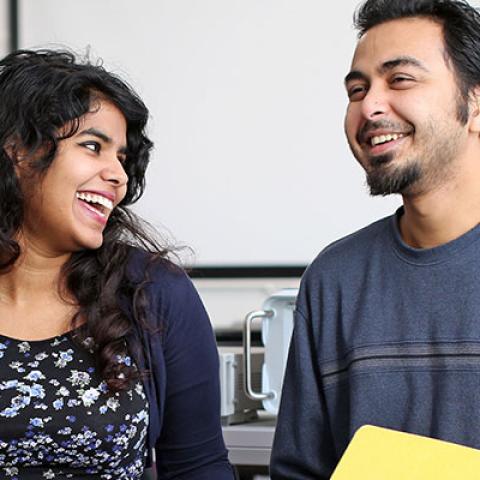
[390,207,480,265]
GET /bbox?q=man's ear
[469,86,480,133]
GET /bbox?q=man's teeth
[370,133,404,146]
[76,192,113,211]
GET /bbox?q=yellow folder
[331,425,480,479]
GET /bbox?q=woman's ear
[3,142,17,161]
[3,136,28,162]
[4,144,37,188]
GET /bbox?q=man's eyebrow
[344,56,430,85]
[379,56,430,74]
[78,127,127,154]
[344,70,367,85]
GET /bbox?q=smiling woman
[19,100,129,252]
[0,49,234,479]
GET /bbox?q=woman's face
[18,100,129,256]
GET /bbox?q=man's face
[344,17,470,196]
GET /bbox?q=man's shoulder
[305,213,393,279]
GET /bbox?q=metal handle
[243,309,275,401]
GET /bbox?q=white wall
[18,0,401,267]
[0,0,9,57]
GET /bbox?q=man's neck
[400,175,480,249]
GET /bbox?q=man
[270,0,480,478]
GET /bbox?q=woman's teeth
[83,202,106,217]
[76,192,113,211]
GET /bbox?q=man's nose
[360,83,390,120]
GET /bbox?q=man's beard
[366,153,421,196]
[353,91,468,197]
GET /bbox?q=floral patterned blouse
[0,332,149,479]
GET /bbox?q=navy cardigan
[124,250,235,479]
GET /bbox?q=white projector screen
[19,0,401,267]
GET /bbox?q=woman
[0,49,234,479]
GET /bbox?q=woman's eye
[82,141,101,153]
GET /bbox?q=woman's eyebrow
[78,127,112,143]
[78,127,127,153]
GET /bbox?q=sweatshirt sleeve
[152,271,235,479]
[269,308,337,479]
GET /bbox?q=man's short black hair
[354,0,480,123]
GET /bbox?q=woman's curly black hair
[0,49,170,392]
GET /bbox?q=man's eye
[391,75,414,86]
[347,85,367,101]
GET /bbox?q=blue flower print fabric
[0,333,149,479]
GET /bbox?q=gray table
[222,415,276,466]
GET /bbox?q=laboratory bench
[223,414,275,465]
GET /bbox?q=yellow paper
[331,425,480,479]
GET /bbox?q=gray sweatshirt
[270,208,480,479]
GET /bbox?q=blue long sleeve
[125,250,235,479]
[153,272,234,479]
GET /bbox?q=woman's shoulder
[125,247,200,316]
[125,248,213,349]
[126,247,188,286]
